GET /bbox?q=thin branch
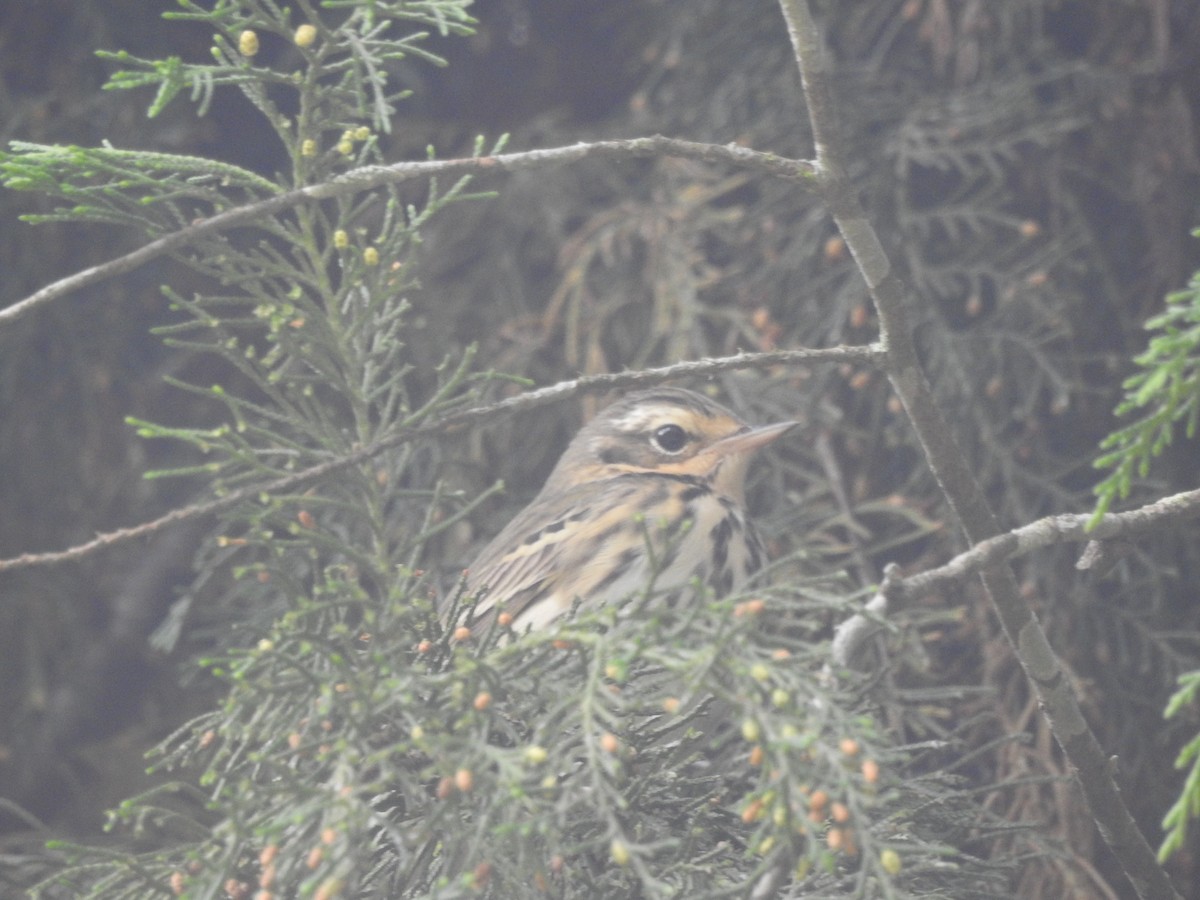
[0,344,880,573]
[893,487,1200,604]
[832,487,1200,667]
[0,136,816,328]
[776,0,1183,897]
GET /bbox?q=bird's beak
[708,420,798,458]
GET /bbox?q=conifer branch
[0,136,815,328]
[0,343,878,573]
[832,486,1200,667]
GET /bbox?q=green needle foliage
[1091,239,1200,865]
[3,2,1025,897]
[1096,243,1200,867]
[1161,671,1200,863]
[1092,239,1200,523]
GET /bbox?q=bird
[459,386,796,634]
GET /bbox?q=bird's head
[544,387,796,500]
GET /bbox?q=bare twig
[0,344,879,573]
[0,136,815,328]
[776,0,1182,896]
[892,488,1200,604]
[829,591,889,672]
[832,487,1200,667]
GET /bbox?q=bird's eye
[652,423,689,453]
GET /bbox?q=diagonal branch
[0,136,815,328]
[892,487,1200,604]
[0,343,879,574]
[776,0,1183,897]
[832,486,1200,666]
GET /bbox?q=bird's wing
[462,483,596,626]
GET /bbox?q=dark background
[3,1,1200,895]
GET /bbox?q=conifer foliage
[8,0,1200,897]
[2,2,1019,897]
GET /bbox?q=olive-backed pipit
[462,387,795,633]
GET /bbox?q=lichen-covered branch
[833,487,1200,667]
